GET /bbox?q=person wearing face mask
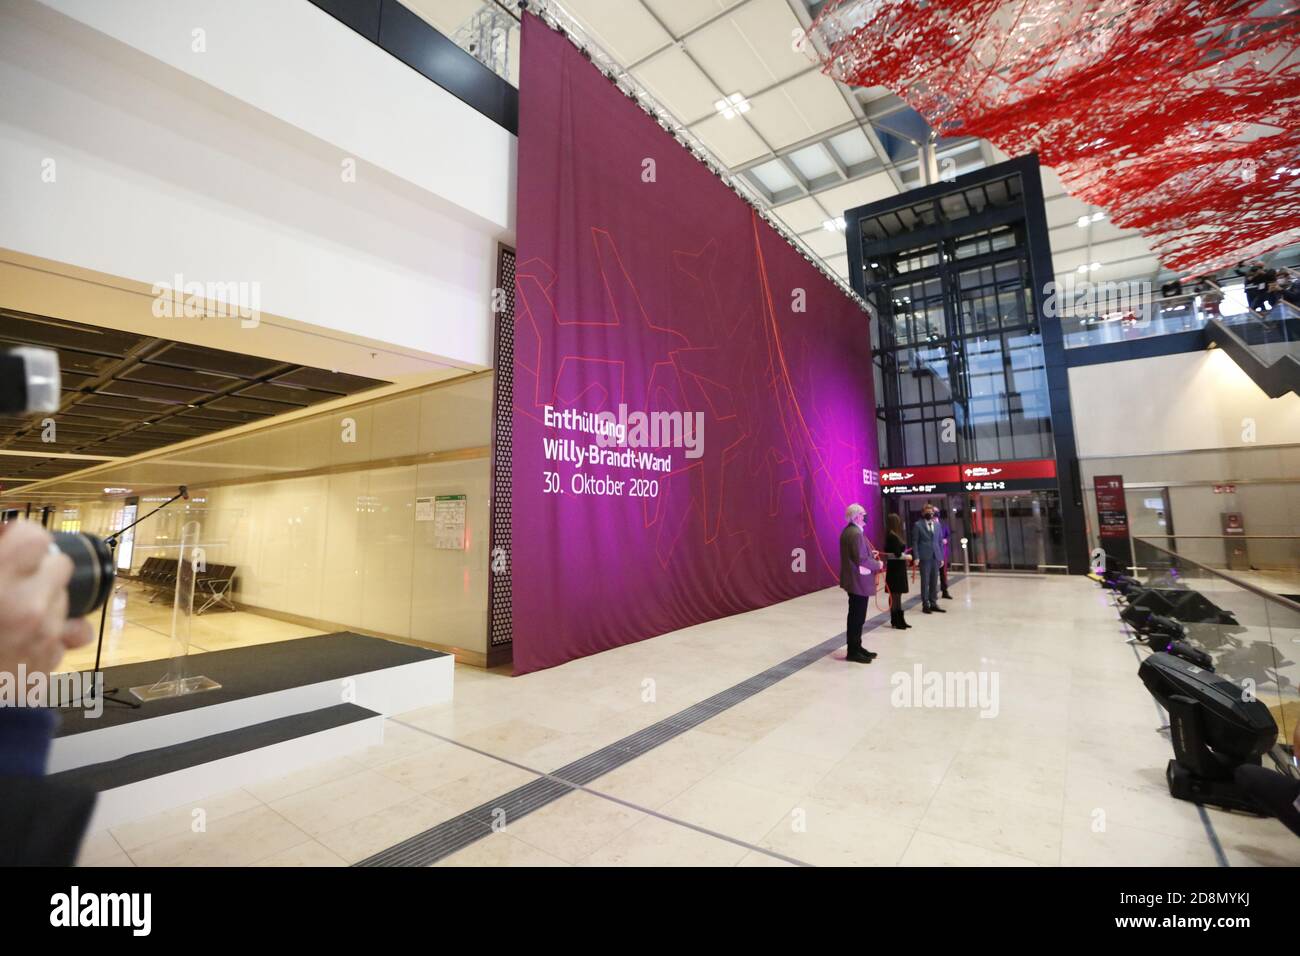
[839,503,882,664]
[909,502,947,614]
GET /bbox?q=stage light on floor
[1139,652,1277,814]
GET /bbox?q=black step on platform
[56,632,447,736]
[48,703,379,793]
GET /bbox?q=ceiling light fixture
[823,216,846,232]
[713,92,750,119]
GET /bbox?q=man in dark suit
[839,503,881,664]
[910,503,947,614]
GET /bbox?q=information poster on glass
[433,495,467,550]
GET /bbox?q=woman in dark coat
[884,512,911,629]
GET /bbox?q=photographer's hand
[0,523,94,680]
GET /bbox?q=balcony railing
[1061,281,1300,352]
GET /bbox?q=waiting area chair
[134,556,238,614]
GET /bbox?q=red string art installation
[805,0,1300,276]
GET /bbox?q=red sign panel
[961,459,1057,482]
[1094,475,1129,539]
[880,465,961,486]
[881,459,1057,487]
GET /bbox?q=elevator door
[968,492,1049,571]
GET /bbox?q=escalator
[1204,309,1300,398]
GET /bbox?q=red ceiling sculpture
[806,0,1300,276]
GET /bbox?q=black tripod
[84,486,189,709]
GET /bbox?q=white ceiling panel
[1089,235,1161,267]
[634,46,723,124]
[827,128,875,167]
[720,0,810,86]
[824,254,850,278]
[1055,256,1160,288]
[772,196,833,233]
[1080,219,1132,245]
[1049,226,1082,256]
[788,144,837,181]
[685,26,775,99]
[1039,163,1069,199]
[563,0,674,64]
[1049,218,1140,255]
[692,112,770,167]
[749,158,799,193]
[1053,237,1155,274]
[640,0,732,36]
[685,0,809,95]
[802,228,851,257]
[1044,193,1092,229]
[816,172,899,218]
[403,0,482,35]
[745,70,856,150]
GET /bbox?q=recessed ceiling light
[822,216,846,232]
[713,92,750,119]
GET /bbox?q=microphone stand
[82,486,190,709]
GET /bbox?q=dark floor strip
[1196,805,1231,867]
[356,590,933,867]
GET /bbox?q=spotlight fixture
[1139,652,1277,813]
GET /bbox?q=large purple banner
[512,15,880,674]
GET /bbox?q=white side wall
[1069,349,1300,564]
[1069,350,1300,458]
[1,0,515,370]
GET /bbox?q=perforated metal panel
[487,246,515,649]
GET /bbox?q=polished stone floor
[75,574,1300,867]
[58,580,323,674]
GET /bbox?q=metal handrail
[1148,534,1300,540]
[1133,535,1300,614]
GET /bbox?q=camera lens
[51,532,116,618]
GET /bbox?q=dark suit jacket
[910,517,945,563]
[839,523,880,596]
